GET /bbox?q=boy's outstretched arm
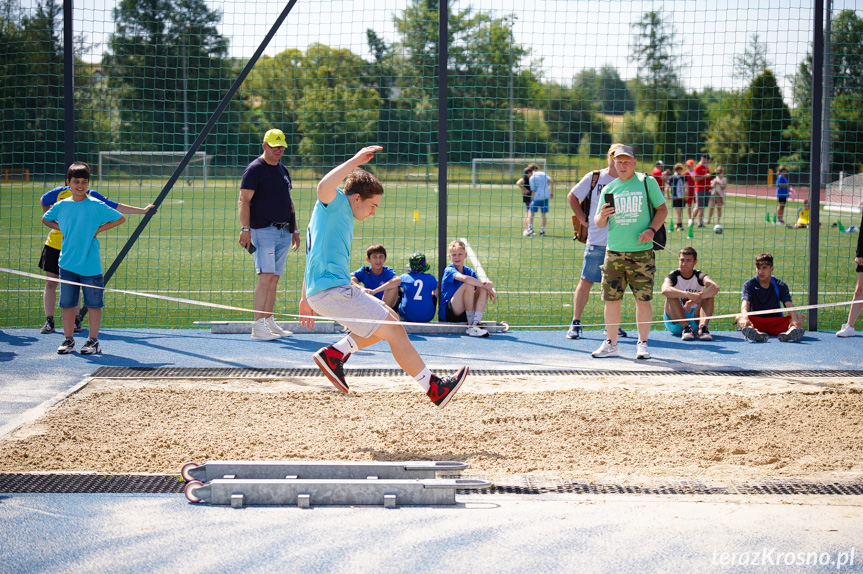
[317,146,383,205]
[116,202,157,215]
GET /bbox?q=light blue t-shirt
[399,272,438,323]
[439,263,478,321]
[352,265,397,300]
[42,196,123,276]
[304,188,354,297]
[529,171,552,201]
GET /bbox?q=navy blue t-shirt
[240,157,296,230]
[741,276,792,317]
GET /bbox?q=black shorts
[777,197,788,205]
[38,244,60,275]
[445,301,467,323]
[522,194,531,207]
[671,198,685,209]
[857,263,863,273]
[696,190,710,208]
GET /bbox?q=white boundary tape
[1,266,859,331]
[460,237,489,283]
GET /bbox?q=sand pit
[1,373,862,484]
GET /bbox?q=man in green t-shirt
[592,144,668,360]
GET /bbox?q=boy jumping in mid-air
[299,146,468,408]
[438,239,497,337]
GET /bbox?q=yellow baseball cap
[263,129,287,148]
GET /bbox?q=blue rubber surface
[1,493,861,573]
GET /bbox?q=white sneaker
[265,316,292,337]
[836,323,856,338]
[523,228,534,237]
[466,325,490,337]
[636,340,650,359]
[251,318,279,341]
[591,339,619,358]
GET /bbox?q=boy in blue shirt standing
[351,244,401,311]
[775,165,793,225]
[42,162,126,354]
[299,146,468,408]
[398,253,438,323]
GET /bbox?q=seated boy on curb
[299,146,468,408]
[660,246,719,341]
[438,239,497,337]
[41,161,126,355]
[351,244,401,311]
[736,252,804,343]
[398,253,439,323]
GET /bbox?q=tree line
[1,0,861,180]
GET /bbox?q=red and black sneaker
[313,346,351,394]
[427,366,469,408]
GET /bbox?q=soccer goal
[98,151,208,185]
[471,158,547,187]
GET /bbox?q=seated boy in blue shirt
[439,239,497,337]
[42,161,126,355]
[398,253,438,323]
[351,243,401,311]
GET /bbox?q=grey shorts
[307,284,391,339]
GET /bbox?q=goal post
[471,158,547,187]
[98,151,208,185]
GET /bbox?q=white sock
[466,311,475,325]
[414,367,432,391]
[332,335,359,356]
[474,311,484,325]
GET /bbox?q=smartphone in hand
[604,193,616,211]
[246,242,257,254]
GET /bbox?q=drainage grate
[469,480,863,496]
[91,367,863,379]
[0,473,184,494]
[2,473,862,496]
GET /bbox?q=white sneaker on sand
[636,340,650,359]
[265,316,292,337]
[836,323,856,338]
[251,318,279,341]
[591,339,619,358]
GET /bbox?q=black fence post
[437,0,448,285]
[808,0,824,331]
[63,0,74,170]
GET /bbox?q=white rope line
[1,266,859,330]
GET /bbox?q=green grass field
[1,176,859,331]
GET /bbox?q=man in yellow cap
[238,129,301,340]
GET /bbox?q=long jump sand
[1,373,861,484]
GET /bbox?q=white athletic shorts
[307,284,391,339]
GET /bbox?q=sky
[50,0,861,104]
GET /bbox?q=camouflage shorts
[601,249,656,302]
